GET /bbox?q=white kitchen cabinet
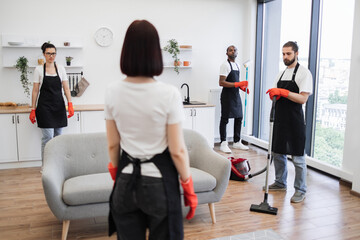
[0,113,42,163]
[183,107,215,147]
[0,114,18,163]
[62,112,81,135]
[81,111,106,133]
[62,111,105,134]
[16,113,42,161]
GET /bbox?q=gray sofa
[42,129,230,240]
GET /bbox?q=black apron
[272,63,305,156]
[108,148,183,240]
[220,60,243,118]
[36,63,67,128]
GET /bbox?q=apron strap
[43,62,60,78]
[227,59,240,71]
[126,154,152,191]
[291,63,300,81]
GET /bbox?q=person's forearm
[108,144,120,167]
[31,88,39,109]
[170,147,190,182]
[287,92,309,104]
[64,87,72,103]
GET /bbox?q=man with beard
[265,41,313,203]
[219,45,249,153]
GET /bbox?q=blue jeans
[41,128,63,160]
[272,152,307,194]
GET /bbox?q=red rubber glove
[67,102,74,118]
[234,81,249,94]
[181,176,198,220]
[266,88,290,100]
[29,109,36,124]
[107,162,118,181]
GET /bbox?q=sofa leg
[62,220,70,240]
[208,203,216,224]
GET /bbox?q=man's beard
[284,57,295,66]
[228,54,237,60]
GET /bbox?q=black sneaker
[263,183,287,191]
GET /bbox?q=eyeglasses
[45,52,57,56]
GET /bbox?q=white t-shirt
[104,80,184,177]
[33,64,68,86]
[219,60,241,77]
[273,64,313,95]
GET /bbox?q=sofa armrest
[184,129,231,202]
[42,136,68,220]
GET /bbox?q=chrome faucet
[181,83,190,103]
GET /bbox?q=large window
[313,0,355,167]
[258,0,312,142]
[254,0,355,172]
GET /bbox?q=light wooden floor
[1,144,360,240]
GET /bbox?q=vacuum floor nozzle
[250,202,278,215]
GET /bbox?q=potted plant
[65,56,73,66]
[163,39,180,74]
[15,56,31,98]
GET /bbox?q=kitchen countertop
[0,103,215,114]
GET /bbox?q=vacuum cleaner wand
[250,96,278,215]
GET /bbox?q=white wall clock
[94,27,113,47]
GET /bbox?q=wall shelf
[1,34,83,68]
[162,44,193,70]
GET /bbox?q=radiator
[208,89,234,143]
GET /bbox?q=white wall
[343,0,360,193]
[0,0,256,106]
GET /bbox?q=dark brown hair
[120,20,163,77]
[41,42,56,53]
[283,41,299,53]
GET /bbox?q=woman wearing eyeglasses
[29,42,74,160]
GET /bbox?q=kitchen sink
[183,101,206,105]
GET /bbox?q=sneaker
[233,141,249,150]
[220,141,232,153]
[263,182,287,191]
[291,192,306,203]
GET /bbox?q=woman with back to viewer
[105,20,198,240]
[29,42,74,162]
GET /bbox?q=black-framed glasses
[45,52,57,56]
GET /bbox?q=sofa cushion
[180,168,217,194]
[63,168,216,206]
[63,173,113,206]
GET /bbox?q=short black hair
[283,41,299,53]
[226,45,237,52]
[41,42,56,53]
[120,20,163,77]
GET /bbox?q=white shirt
[33,64,68,87]
[104,80,184,177]
[219,60,241,77]
[273,64,313,95]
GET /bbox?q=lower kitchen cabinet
[81,111,105,133]
[0,113,42,163]
[62,111,81,135]
[183,107,215,147]
[62,111,105,134]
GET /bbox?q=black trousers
[220,117,242,143]
[111,173,169,240]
